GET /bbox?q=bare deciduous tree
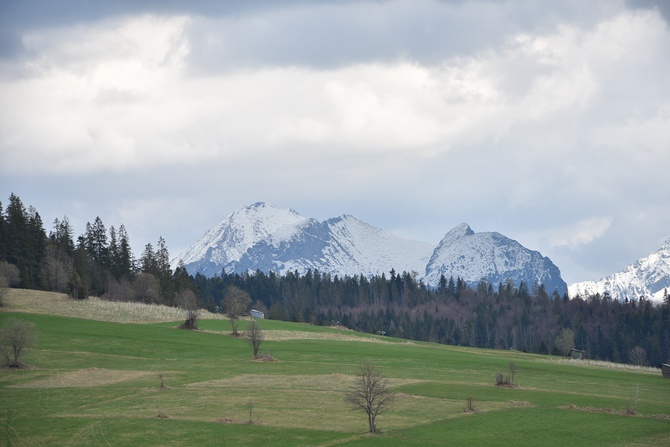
[1,318,38,367]
[133,273,161,304]
[344,360,395,433]
[509,361,518,385]
[0,262,20,288]
[0,277,8,308]
[0,262,20,307]
[102,278,134,302]
[179,289,200,330]
[628,346,647,366]
[41,245,74,293]
[554,328,575,356]
[223,286,251,336]
[244,320,264,358]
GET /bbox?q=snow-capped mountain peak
[444,222,475,240]
[173,204,567,293]
[569,239,670,302]
[171,202,311,275]
[424,223,567,295]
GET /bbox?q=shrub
[495,369,510,386]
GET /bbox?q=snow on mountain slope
[199,212,433,278]
[173,204,567,294]
[424,223,567,295]
[316,214,433,277]
[569,240,670,302]
[171,202,312,276]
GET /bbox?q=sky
[1,0,669,286]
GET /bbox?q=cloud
[6,8,664,174]
[548,217,613,249]
[1,1,669,286]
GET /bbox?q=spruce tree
[108,225,119,278]
[0,201,5,262]
[117,225,134,279]
[4,194,27,268]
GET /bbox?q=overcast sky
[1,0,669,285]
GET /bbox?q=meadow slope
[1,289,669,446]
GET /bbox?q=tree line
[2,193,669,367]
[0,193,194,307]
[194,268,670,366]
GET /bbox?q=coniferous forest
[1,193,669,366]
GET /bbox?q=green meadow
[1,291,669,446]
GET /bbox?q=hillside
[1,290,669,446]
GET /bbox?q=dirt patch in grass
[10,367,157,388]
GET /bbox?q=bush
[495,362,518,387]
[495,369,510,386]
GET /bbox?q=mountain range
[568,240,670,302]
[173,202,568,295]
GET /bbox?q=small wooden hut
[250,309,265,319]
[569,349,586,360]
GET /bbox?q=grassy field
[1,289,669,446]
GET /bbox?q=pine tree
[108,225,119,278]
[117,225,134,279]
[50,217,75,256]
[0,201,6,262]
[26,207,46,288]
[438,274,447,295]
[140,243,156,274]
[4,194,28,268]
[85,217,109,267]
[155,236,174,305]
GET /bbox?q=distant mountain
[569,240,670,302]
[424,223,567,295]
[172,203,567,293]
[173,202,433,278]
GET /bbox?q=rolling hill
[1,289,668,446]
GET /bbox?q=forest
[1,193,669,366]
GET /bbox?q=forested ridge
[1,193,669,366]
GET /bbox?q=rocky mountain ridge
[173,202,568,294]
[569,240,670,302]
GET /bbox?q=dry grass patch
[261,330,408,344]
[188,374,421,392]
[2,288,225,324]
[559,404,670,419]
[11,367,157,388]
[508,400,534,407]
[547,357,660,375]
[198,328,408,344]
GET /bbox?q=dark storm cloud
[2,0,623,68]
[628,0,670,22]
[178,1,626,72]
